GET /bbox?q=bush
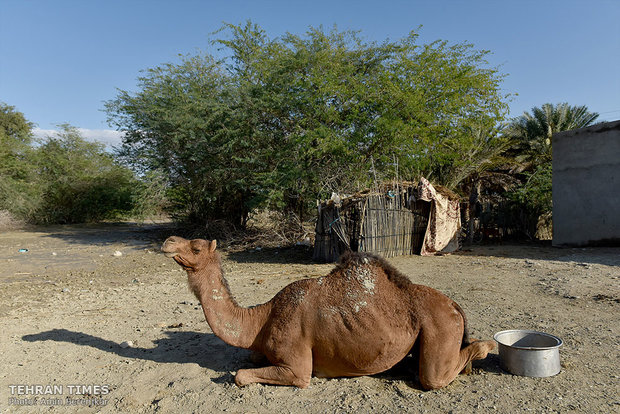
[0,209,25,231]
[1,104,166,225]
[22,125,139,224]
[129,170,170,222]
[510,163,552,215]
[0,103,39,220]
[507,163,552,238]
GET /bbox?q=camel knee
[234,369,253,387]
[419,376,450,391]
[292,376,310,389]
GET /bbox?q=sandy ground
[0,223,618,413]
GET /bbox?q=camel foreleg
[235,365,311,388]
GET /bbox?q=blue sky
[1,0,619,148]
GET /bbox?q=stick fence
[313,184,430,262]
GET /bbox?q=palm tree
[499,103,599,239]
[505,103,599,167]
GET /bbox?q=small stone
[62,288,70,293]
[113,251,123,257]
[120,341,133,348]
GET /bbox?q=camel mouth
[163,251,179,258]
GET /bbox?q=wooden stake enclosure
[313,183,432,262]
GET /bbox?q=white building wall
[552,120,620,246]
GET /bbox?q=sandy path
[1,223,618,413]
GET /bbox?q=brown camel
[162,236,495,389]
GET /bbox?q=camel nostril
[162,236,184,253]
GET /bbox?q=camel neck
[187,257,270,349]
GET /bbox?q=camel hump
[336,251,413,289]
[336,251,370,266]
[336,251,391,270]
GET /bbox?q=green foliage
[0,103,34,174]
[29,125,137,224]
[0,103,39,217]
[509,163,553,214]
[106,22,511,227]
[505,102,599,167]
[503,102,598,235]
[129,170,170,222]
[0,107,148,224]
[378,38,510,185]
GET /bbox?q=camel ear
[209,240,217,252]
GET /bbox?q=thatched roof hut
[313,178,461,262]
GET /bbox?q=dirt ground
[0,223,618,413]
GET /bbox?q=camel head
[161,236,218,271]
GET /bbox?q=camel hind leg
[416,302,495,390]
[418,335,495,390]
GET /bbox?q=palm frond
[505,102,599,169]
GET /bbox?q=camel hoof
[460,361,473,375]
[234,370,251,387]
[477,339,497,353]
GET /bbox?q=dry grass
[0,210,25,232]
[179,210,314,251]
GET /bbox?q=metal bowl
[494,330,563,377]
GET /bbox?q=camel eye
[190,240,209,253]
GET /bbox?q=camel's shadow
[22,329,503,388]
[375,351,503,390]
[22,328,253,380]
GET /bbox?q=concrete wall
[552,120,620,246]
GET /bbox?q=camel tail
[453,302,471,348]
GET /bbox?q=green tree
[106,53,243,224]
[106,22,510,227]
[1,105,147,224]
[376,37,510,187]
[220,24,407,217]
[511,163,553,213]
[505,102,599,167]
[504,103,599,237]
[30,125,137,223]
[0,103,34,176]
[0,103,38,217]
